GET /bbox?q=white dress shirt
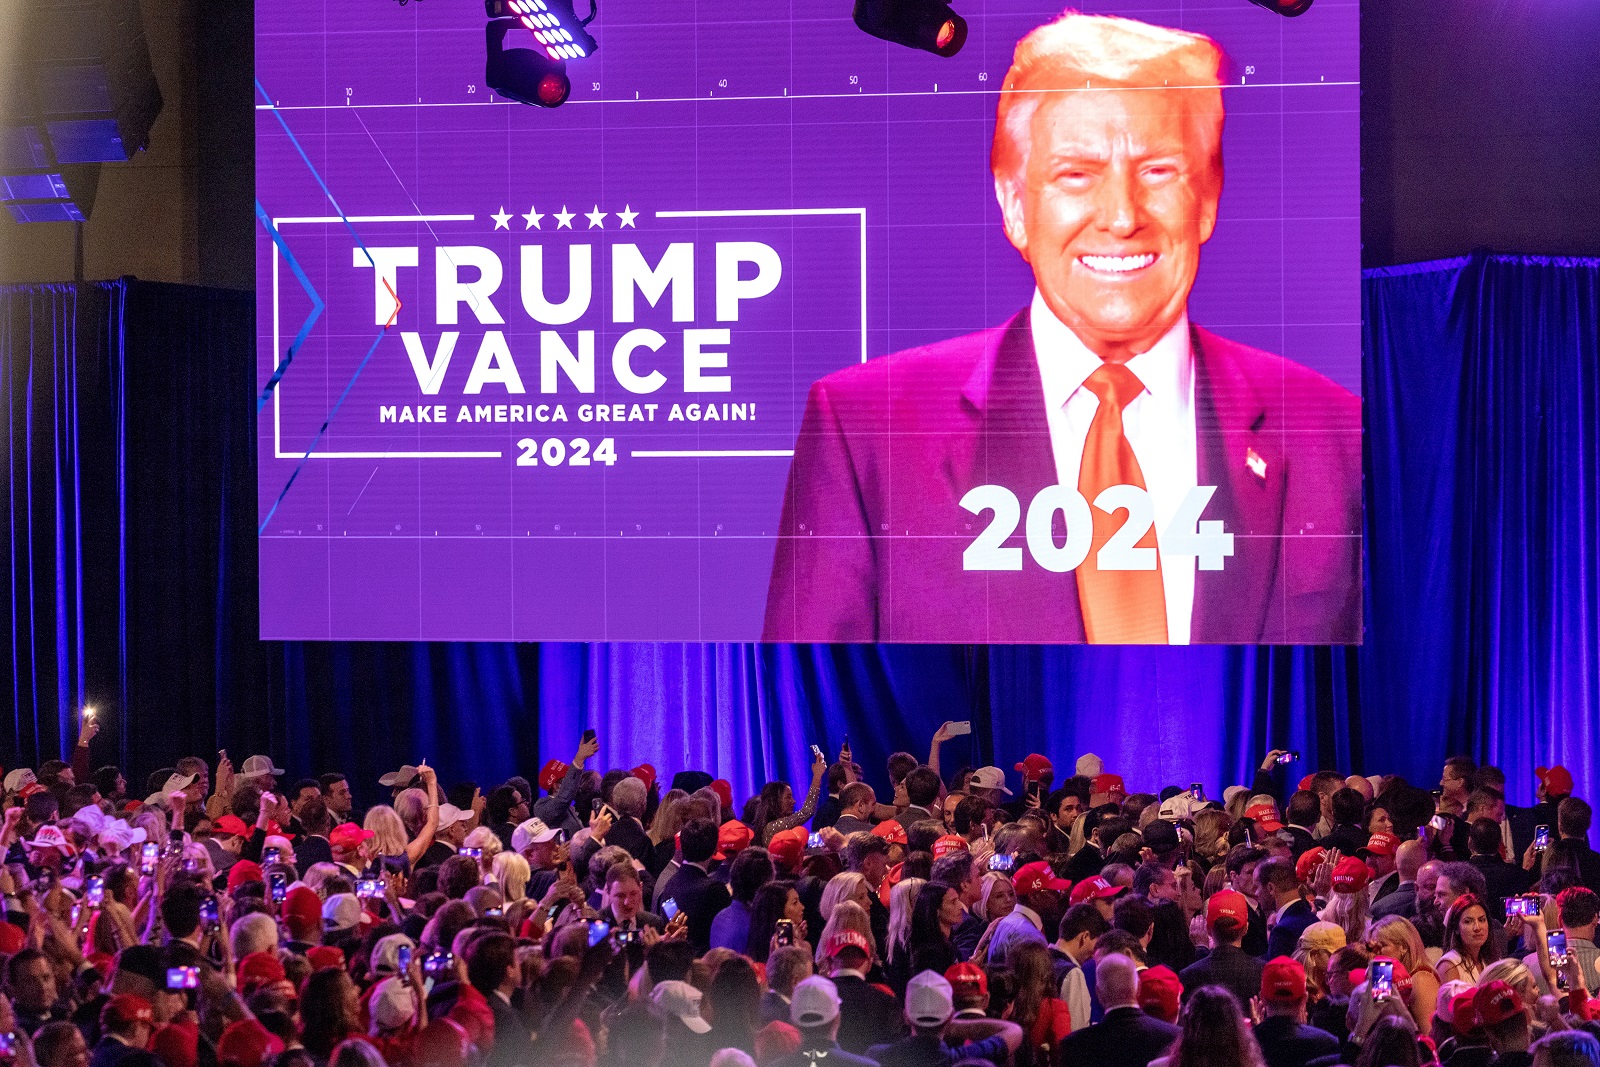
[1029,289,1198,644]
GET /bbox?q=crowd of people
[3,719,1600,1067]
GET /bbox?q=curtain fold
[2,259,1598,810]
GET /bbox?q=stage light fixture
[485,0,597,61]
[485,17,572,107]
[853,0,968,58]
[1245,0,1314,16]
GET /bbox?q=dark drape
[2,255,1597,809]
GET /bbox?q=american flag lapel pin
[1246,448,1267,481]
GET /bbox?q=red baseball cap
[1297,775,1317,792]
[631,764,657,790]
[931,834,969,859]
[879,862,904,908]
[823,930,872,958]
[1014,754,1053,782]
[945,962,988,997]
[226,860,264,893]
[306,945,345,972]
[1092,773,1125,796]
[1245,801,1283,833]
[1474,980,1524,1027]
[213,815,251,839]
[1450,990,1482,1034]
[1070,875,1125,905]
[871,820,907,845]
[0,922,27,954]
[1260,957,1308,1004]
[153,1021,200,1067]
[538,759,569,793]
[1012,861,1071,896]
[1137,966,1182,1022]
[237,952,287,995]
[1331,856,1371,894]
[1205,890,1249,929]
[218,1019,285,1067]
[328,822,374,852]
[281,886,323,940]
[710,780,735,815]
[1537,766,1574,796]
[1362,832,1400,858]
[1295,847,1328,884]
[104,994,155,1028]
[714,820,754,861]
[768,827,807,871]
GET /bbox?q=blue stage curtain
[2,256,1598,812]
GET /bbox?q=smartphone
[422,950,453,978]
[357,878,384,899]
[199,898,219,929]
[611,927,639,947]
[485,907,504,918]
[1429,814,1451,834]
[1549,930,1570,968]
[810,744,825,762]
[269,872,288,903]
[988,853,1016,872]
[140,842,160,875]
[182,856,200,874]
[775,919,795,947]
[582,728,596,744]
[0,1031,15,1061]
[86,876,105,906]
[459,846,482,859]
[1027,781,1042,803]
[397,945,413,973]
[1189,783,1205,801]
[587,919,612,947]
[167,966,200,989]
[1275,751,1299,765]
[661,898,679,920]
[946,721,972,737]
[1368,959,1394,999]
[262,848,284,867]
[806,831,825,850]
[71,903,82,927]
[1534,825,1551,851]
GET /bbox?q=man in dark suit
[88,996,162,1067]
[1466,818,1534,916]
[466,932,536,1067]
[1179,891,1264,1007]
[764,11,1361,646]
[1059,953,1180,1067]
[824,931,904,1054]
[1253,958,1341,1067]
[602,776,654,864]
[1372,839,1429,921]
[658,817,731,955]
[1257,858,1318,961]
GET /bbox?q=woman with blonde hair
[461,825,501,879]
[1192,809,1234,864]
[362,763,439,871]
[979,871,1017,922]
[814,899,876,970]
[882,876,926,994]
[818,872,871,923]
[1294,922,1346,1007]
[493,850,531,902]
[1367,915,1439,1028]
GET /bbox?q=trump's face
[998,87,1219,363]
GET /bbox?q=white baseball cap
[369,933,416,976]
[322,892,369,932]
[4,769,37,793]
[511,817,559,852]
[163,772,198,794]
[651,980,711,1034]
[1075,753,1105,779]
[906,970,954,1028]
[790,976,841,1027]
[239,755,285,780]
[437,803,474,829]
[370,976,416,1031]
[968,767,1012,796]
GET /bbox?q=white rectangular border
[269,208,867,460]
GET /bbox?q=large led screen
[256,1,1359,643]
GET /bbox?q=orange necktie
[1076,363,1167,644]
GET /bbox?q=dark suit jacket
[1469,854,1535,915]
[1266,900,1318,960]
[833,973,904,1054]
[1253,1015,1341,1067]
[605,817,654,866]
[1371,882,1417,921]
[1179,944,1264,1008]
[659,861,731,955]
[763,310,1362,643]
[487,991,536,1067]
[294,834,333,872]
[89,1038,164,1067]
[1057,1005,1180,1067]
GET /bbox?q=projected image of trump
[763,12,1361,644]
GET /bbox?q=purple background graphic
[255,0,1358,641]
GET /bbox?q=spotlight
[1245,0,1314,16]
[853,0,967,58]
[485,17,571,107]
[485,0,597,61]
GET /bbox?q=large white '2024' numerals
[959,484,1233,572]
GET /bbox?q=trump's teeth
[1079,253,1156,273]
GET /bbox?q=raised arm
[402,763,441,866]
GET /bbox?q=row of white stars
[490,205,639,230]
